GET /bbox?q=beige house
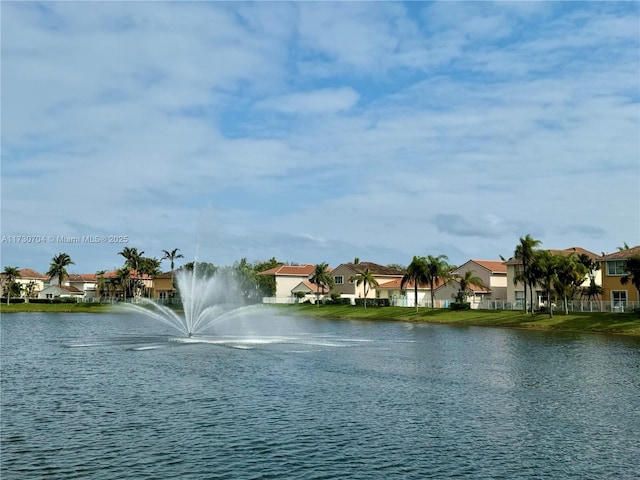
[38,284,84,300]
[3,268,49,299]
[330,262,405,303]
[377,277,491,308]
[453,260,507,301]
[258,264,317,302]
[505,247,600,308]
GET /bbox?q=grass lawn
[0,302,113,313]
[2,302,639,336]
[275,303,640,336]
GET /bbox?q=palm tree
[528,250,553,318]
[618,242,631,251]
[162,248,184,271]
[2,266,21,304]
[425,254,451,309]
[401,256,428,312]
[620,255,640,300]
[116,267,131,300]
[350,267,379,309]
[23,281,37,302]
[514,235,542,314]
[96,270,108,301]
[47,253,75,291]
[453,270,485,305]
[119,247,144,273]
[309,262,333,307]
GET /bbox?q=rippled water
[2,312,639,479]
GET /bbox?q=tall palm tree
[620,255,640,300]
[453,270,485,304]
[350,268,379,309]
[401,256,428,312]
[96,270,108,301]
[2,266,21,305]
[116,267,131,300]
[119,247,144,273]
[310,262,333,307]
[514,235,542,314]
[532,250,557,318]
[425,254,451,309]
[162,248,184,271]
[47,253,75,291]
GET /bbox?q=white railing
[481,300,639,313]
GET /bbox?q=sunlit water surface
[2,312,639,479]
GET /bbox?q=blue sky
[2,1,639,274]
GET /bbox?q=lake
[1,311,639,479]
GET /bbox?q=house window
[334,276,343,285]
[159,291,167,300]
[606,261,627,276]
[515,291,525,307]
[612,291,627,308]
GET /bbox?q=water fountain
[122,265,257,337]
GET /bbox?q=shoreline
[2,302,639,336]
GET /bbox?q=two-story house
[599,245,640,310]
[505,247,600,308]
[453,260,507,301]
[330,262,405,303]
[258,264,317,303]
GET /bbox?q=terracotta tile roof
[67,273,97,282]
[504,247,600,265]
[17,268,48,279]
[102,269,152,280]
[468,260,507,274]
[341,262,405,276]
[600,245,640,260]
[293,280,328,293]
[259,264,316,276]
[377,278,447,290]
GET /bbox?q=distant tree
[96,270,108,301]
[23,280,38,302]
[233,258,260,303]
[2,267,21,304]
[116,267,131,300]
[310,262,334,307]
[581,278,603,305]
[530,250,557,318]
[425,254,451,309]
[401,256,428,312]
[514,235,542,314]
[161,248,184,271]
[47,253,75,290]
[554,254,588,315]
[387,263,406,271]
[453,270,485,304]
[353,257,360,264]
[182,262,218,278]
[254,257,283,298]
[350,267,379,309]
[118,247,144,273]
[138,257,162,276]
[620,255,640,300]
[618,242,631,251]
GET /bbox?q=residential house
[258,264,317,302]
[101,269,154,300]
[291,280,329,303]
[47,273,98,301]
[598,245,640,310]
[505,247,600,308]
[330,262,405,303]
[0,268,48,299]
[152,271,176,301]
[38,284,84,300]
[453,260,507,301]
[377,277,492,308]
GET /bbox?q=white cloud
[257,87,360,115]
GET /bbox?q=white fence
[482,300,639,313]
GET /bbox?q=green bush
[450,302,471,310]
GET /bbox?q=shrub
[450,302,471,310]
